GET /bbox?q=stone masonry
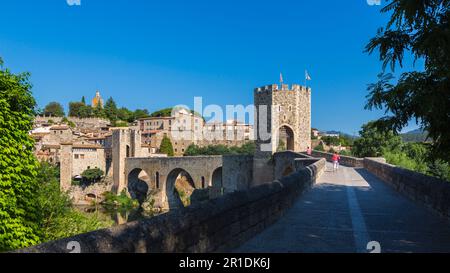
[253,84,312,186]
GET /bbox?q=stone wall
[273,151,310,180]
[222,155,254,193]
[34,116,111,129]
[19,158,326,253]
[311,150,364,168]
[72,148,106,177]
[364,158,450,218]
[68,182,113,205]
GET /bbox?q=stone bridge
[124,156,223,209]
[19,151,450,253]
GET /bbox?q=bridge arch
[211,167,223,188]
[166,168,196,209]
[124,156,223,210]
[127,168,152,204]
[278,124,295,151]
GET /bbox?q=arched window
[201,176,206,188]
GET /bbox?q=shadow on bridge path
[235,163,450,253]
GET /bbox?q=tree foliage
[353,121,402,158]
[150,107,203,120]
[0,59,40,251]
[365,0,450,162]
[43,102,65,117]
[81,168,104,184]
[69,101,93,118]
[150,108,173,117]
[184,142,256,156]
[35,162,112,243]
[0,59,112,251]
[104,97,118,122]
[159,136,174,156]
[352,121,450,181]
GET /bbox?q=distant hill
[321,130,358,139]
[401,129,430,143]
[320,128,430,143]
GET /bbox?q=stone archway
[127,168,151,205]
[166,168,196,209]
[211,167,223,188]
[278,125,295,151]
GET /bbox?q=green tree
[184,144,199,156]
[133,109,150,121]
[104,97,118,122]
[322,136,340,146]
[353,121,402,158]
[81,96,86,105]
[159,136,174,156]
[0,57,40,251]
[43,102,65,117]
[35,162,112,242]
[150,107,203,120]
[150,108,173,117]
[184,142,255,156]
[365,0,450,162]
[81,168,104,184]
[92,103,106,119]
[69,102,93,118]
[314,144,325,152]
[117,107,133,122]
[114,121,129,127]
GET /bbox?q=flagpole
[304,70,307,89]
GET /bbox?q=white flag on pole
[305,70,312,81]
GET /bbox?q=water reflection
[74,205,167,226]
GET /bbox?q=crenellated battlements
[254,83,310,93]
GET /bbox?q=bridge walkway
[235,163,450,253]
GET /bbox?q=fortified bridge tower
[253,83,312,185]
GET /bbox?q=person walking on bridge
[332,152,341,171]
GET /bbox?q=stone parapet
[311,150,365,168]
[364,158,450,218]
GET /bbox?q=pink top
[332,154,340,162]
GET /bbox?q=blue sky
[0,0,422,134]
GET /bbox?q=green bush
[383,151,421,171]
[35,162,112,244]
[353,121,402,158]
[102,190,139,210]
[184,142,255,156]
[113,121,129,127]
[339,150,353,156]
[160,136,174,156]
[0,59,41,251]
[81,168,104,184]
[314,145,324,152]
